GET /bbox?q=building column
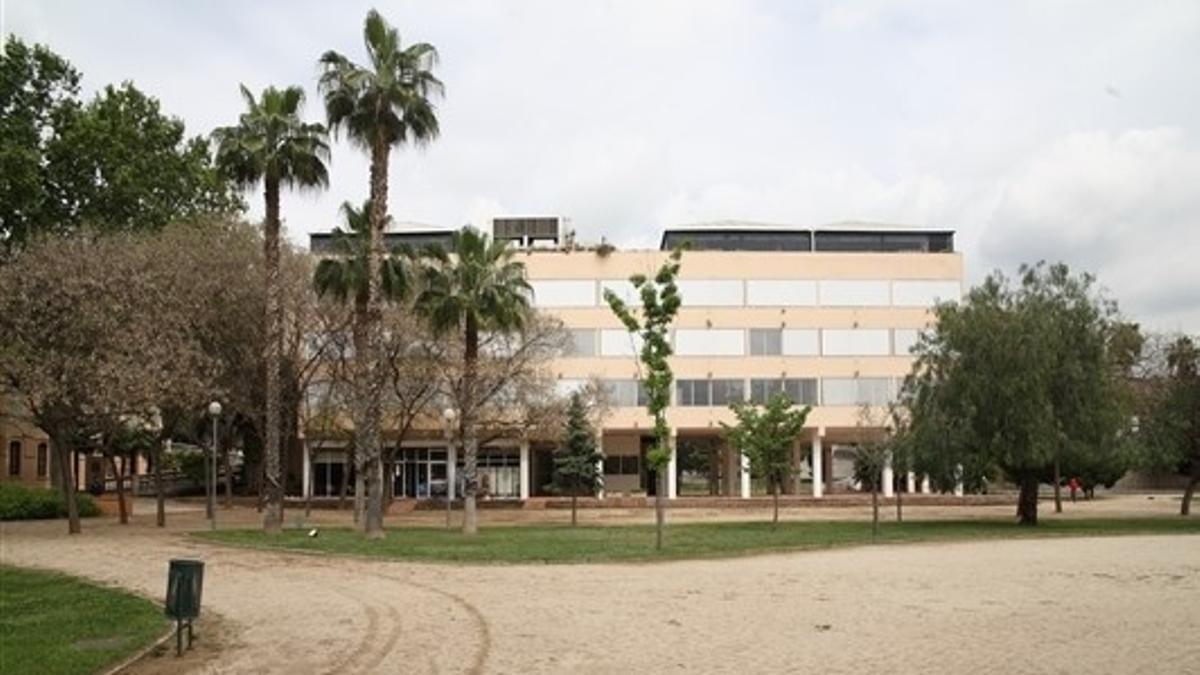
[882,452,895,498]
[812,429,824,499]
[920,475,931,494]
[302,441,312,499]
[519,439,530,500]
[954,464,964,497]
[667,430,678,499]
[740,453,751,499]
[447,443,457,501]
[596,435,605,499]
[906,471,916,494]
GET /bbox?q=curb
[101,621,176,675]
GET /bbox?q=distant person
[1068,477,1080,503]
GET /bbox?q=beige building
[303,219,963,502]
[1,394,52,488]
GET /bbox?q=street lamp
[207,401,222,530]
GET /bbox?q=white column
[447,443,457,500]
[906,471,916,494]
[519,440,530,500]
[302,441,312,499]
[667,431,678,499]
[953,464,964,497]
[596,436,605,499]
[739,453,751,499]
[812,430,824,498]
[920,475,931,494]
[882,452,895,498]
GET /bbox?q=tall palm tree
[313,200,410,522]
[213,85,329,534]
[318,9,442,539]
[416,228,531,534]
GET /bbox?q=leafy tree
[415,228,531,535]
[319,9,442,539]
[552,392,604,526]
[213,84,329,535]
[1,37,242,251]
[1140,335,1200,515]
[0,36,79,250]
[903,262,1127,525]
[604,247,684,549]
[721,392,810,526]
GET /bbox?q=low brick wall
[536,493,1015,510]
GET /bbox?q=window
[36,443,48,478]
[711,379,746,405]
[819,280,890,306]
[782,329,820,355]
[529,280,596,307]
[821,378,894,406]
[746,280,817,306]
[7,441,20,476]
[603,455,640,475]
[893,329,920,355]
[749,329,783,356]
[674,329,744,356]
[748,379,817,405]
[675,380,711,407]
[606,380,648,407]
[600,330,643,357]
[892,280,961,307]
[821,329,891,356]
[675,280,743,306]
[566,329,597,356]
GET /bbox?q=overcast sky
[7,0,1200,331]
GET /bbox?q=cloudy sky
[7,1,1200,331]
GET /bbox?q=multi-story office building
[302,218,963,502]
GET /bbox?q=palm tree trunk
[361,136,390,540]
[462,316,480,535]
[263,176,284,535]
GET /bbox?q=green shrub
[0,483,100,520]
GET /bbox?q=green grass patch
[0,483,100,521]
[0,566,167,674]
[194,516,1200,565]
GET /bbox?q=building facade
[301,220,963,502]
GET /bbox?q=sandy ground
[1,495,1197,674]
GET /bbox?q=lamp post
[207,401,222,530]
[443,407,457,529]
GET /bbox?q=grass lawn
[0,566,167,675]
[195,516,1200,565]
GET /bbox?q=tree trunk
[1017,473,1039,525]
[109,456,129,525]
[571,493,578,527]
[655,472,665,550]
[895,477,903,523]
[1182,471,1199,516]
[1053,458,1063,514]
[53,435,81,535]
[772,478,780,527]
[462,315,480,536]
[871,486,879,541]
[262,176,284,535]
[154,440,166,527]
[361,136,390,540]
[354,467,365,525]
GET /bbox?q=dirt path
[2,498,1198,674]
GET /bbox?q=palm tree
[213,85,329,534]
[416,227,531,534]
[319,9,442,539]
[313,200,410,523]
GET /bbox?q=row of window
[530,278,960,309]
[6,440,49,478]
[567,327,923,358]
[580,377,898,408]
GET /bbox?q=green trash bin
[165,559,204,655]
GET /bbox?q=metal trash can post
[165,559,205,656]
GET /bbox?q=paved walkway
[2,499,1198,674]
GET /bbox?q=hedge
[0,483,100,521]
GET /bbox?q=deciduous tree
[722,392,810,526]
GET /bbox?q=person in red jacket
[1068,477,1081,503]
